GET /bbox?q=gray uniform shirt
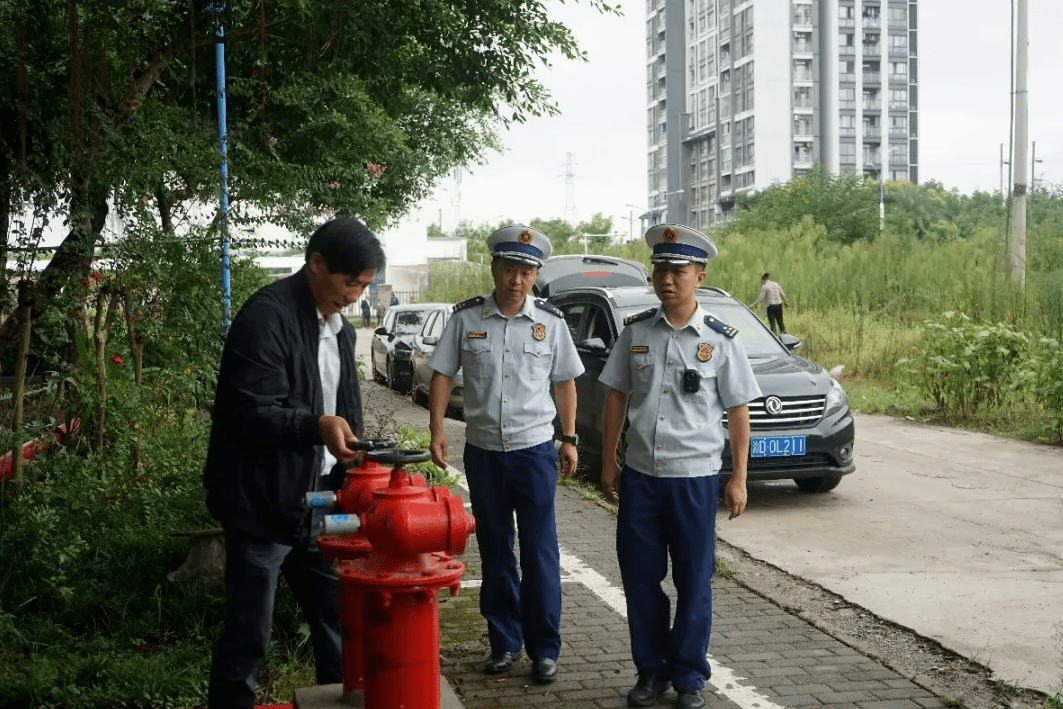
[599,306,762,478]
[430,293,584,452]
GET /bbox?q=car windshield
[616,299,786,357]
[394,311,427,335]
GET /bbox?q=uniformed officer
[428,225,584,685]
[599,224,762,709]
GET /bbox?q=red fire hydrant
[307,439,399,694]
[323,448,475,709]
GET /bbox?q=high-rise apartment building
[645,0,918,228]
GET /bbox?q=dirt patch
[715,540,1051,709]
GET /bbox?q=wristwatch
[561,433,580,446]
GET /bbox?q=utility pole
[1031,140,1042,192]
[1008,0,1028,283]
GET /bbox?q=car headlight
[393,342,413,360]
[824,377,849,417]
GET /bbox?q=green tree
[731,164,878,244]
[0,0,615,349]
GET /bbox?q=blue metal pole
[216,21,232,333]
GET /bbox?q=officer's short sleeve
[429,310,463,378]
[550,321,585,382]
[598,323,635,394]
[715,336,762,409]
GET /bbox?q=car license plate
[750,435,806,458]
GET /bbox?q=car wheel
[794,476,842,493]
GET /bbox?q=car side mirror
[577,337,609,354]
[422,336,439,346]
[779,334,802,351]
[374,327,387,336]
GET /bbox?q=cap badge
[663,227,678,243]
[519,229,534,245]
[531,322,546,341]
[696,343,714,362]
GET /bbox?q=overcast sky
[397,0,1063,240]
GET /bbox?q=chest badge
[531,322,546,341]
[467,331,488,339]
[696,343,714,362]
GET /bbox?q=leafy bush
[900,312,1031,418]
[1031,337,1063,440]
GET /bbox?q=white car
[370,303,445,392]
[409,304,464,413]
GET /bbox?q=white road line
[447,465,784,709]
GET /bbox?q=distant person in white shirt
[749,273,788,335]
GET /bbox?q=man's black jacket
[203,268,363,546]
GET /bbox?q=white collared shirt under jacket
[599,305,761,478]
[430,293,584,452]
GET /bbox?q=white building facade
[646,0,919,228]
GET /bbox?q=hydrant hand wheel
[367,448,432,466]
[351,438,398,451]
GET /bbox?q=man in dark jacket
[204,216,385,709]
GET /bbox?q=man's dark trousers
[208,529,342,709]
[766,303,785,334]
[616,467,719,691]
[464,441,561,662]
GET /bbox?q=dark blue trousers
[464,441,561,662]
[208,528,342,709]
[616,466,719,691]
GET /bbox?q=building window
[889,115,907,136]
[889,88,907,109]
[839,32,856,55]
[889,33,908,53]
[840,60,855,80]
[839,142,856,163]
[889,60,907,80]
[840,87,856,109]
[888,6,907,25]
[793,113,813,136]
[793,3,813,26]
[840,114,856,137]
[794,86,813,109]
[839,4,855,26]
[793,31,812,53]
[794,59,812,81]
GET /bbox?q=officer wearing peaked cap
[427,225,583,685]
[598,223,761,709]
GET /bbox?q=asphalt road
[718,413,1063,694]
[354,327,1063,694]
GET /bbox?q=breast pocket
[632,353,656,393]
[524,342,554,379]
[461,341,492,378]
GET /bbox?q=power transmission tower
[563,153,577,224]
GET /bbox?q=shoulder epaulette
[453,295,486,313]
[704,314,738,339]
[624,308,657,326]
[534,298,563,318]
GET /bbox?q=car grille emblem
[764,396,783,416]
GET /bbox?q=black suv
[549,285,856,493]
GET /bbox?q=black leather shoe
[676,688,706,709]
[532,657,559,684]
[483,650,516,673]
[626,673,671,707]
